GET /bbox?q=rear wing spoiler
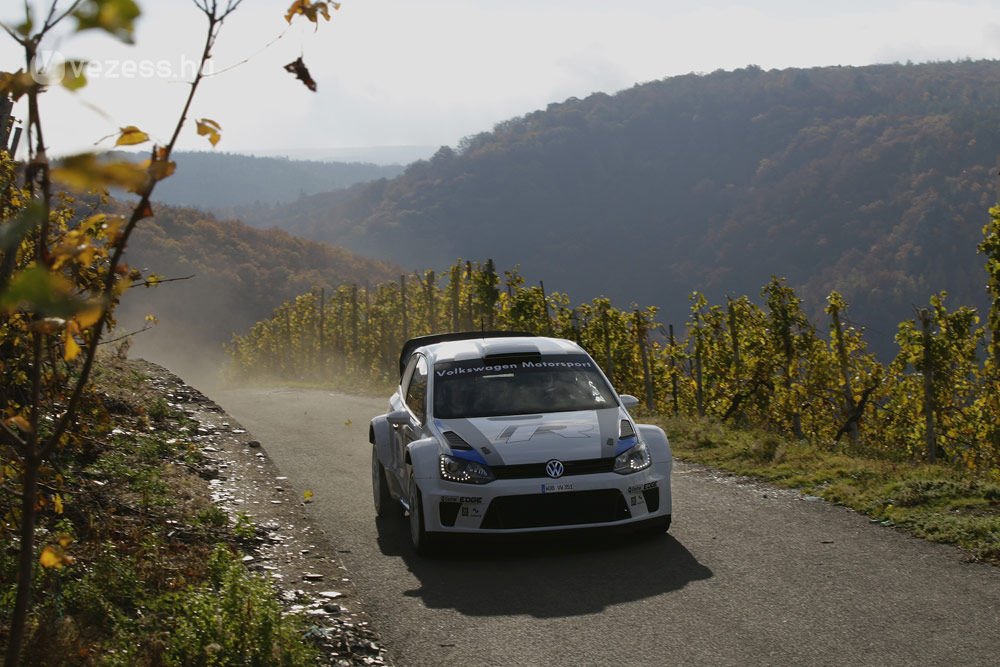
[398,331,533,378]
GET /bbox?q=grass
[658,415,1000,564]
[0,356,317,665]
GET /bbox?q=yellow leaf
[115,125,149,146]
[0,70,38,101]
[52,153,149,194]
[195,118,222,147]
[7,416,31,433]
[2,265,98,319]
[64,324,82,361]
[54,496,65,515]
[72,0,141,44]
[144,157,176,182]
[285,0,338,25]
[76,307,103,329]
[303,490,314,503]
[78,213,107,233]
[38,544,65,570]
[62,60,89,91]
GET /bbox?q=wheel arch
[406,436,439,480]
[369,415,394,467]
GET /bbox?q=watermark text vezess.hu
[30,51,214,85]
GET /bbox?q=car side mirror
[619,394,640,409]
[387,410,410,426]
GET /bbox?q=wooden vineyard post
[691,309,705,417]
[400,275,409,341]
[350,284,359,373]
[540,280,552,335]
[669,324,680,416]
[918,308,937,463]
[484,259,498,330]
[635,310,655,411]
[450,264,460,332]
[829,297,859,446]
[728,298,741,379]
[284,308,293,376]
[426,270,436,333]
[464,261,474,331]
[601,305,614,381]
[318,287,326,373]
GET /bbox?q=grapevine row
[228,213,1000,473]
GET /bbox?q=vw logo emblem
[545,459,565,479]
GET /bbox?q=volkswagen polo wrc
[368,332,672,554]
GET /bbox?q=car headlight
[439,454,495,484]
[613,441,651,474]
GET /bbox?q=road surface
[211,386,1000,667]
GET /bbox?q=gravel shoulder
[139,362,392,666]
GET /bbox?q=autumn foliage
[228,253,1000,475]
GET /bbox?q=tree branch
[43,5,232,461]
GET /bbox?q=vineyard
[228,213,1000,475]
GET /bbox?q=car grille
[439,502,461,527]
[479,489,630,529]
[491,457,615,480]
[642,487,660,513]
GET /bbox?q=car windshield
[432,353,616,419]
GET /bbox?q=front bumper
[420,464,671,534]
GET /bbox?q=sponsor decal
[628,481,658,494]
[441,496,483,504]
[540,482,575,494]
[495,423,595,444]
[435,359,594,378]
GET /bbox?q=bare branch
[128,274,196,289]
[204,26,288,78]
[0,20,27,45]
[0,420,27,452]
[45,1,86,35]
[44,3,239,459]
[97,322,156,346]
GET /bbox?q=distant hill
[262,60,1000,355]
[115,203,398,379]
[139,151,404,212]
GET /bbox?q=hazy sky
[4,0,1000,161]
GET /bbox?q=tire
[407,473,438,556]
[372,447,393,517]
[648,514,671,533]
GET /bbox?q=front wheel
[372,447,393,517]
[407,473,438,556]
[647,514,671,533]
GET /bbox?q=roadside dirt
[137,360,392,667]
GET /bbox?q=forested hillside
[265,60,1000,354]
[115,204,398,377]
[139,151,404,211]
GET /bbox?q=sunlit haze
[4,0,1000,162]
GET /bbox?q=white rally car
[368,332,672,554]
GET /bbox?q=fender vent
[443,431,474,450]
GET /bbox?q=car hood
[435,408,623,466]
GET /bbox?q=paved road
[211,386,1000,667]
